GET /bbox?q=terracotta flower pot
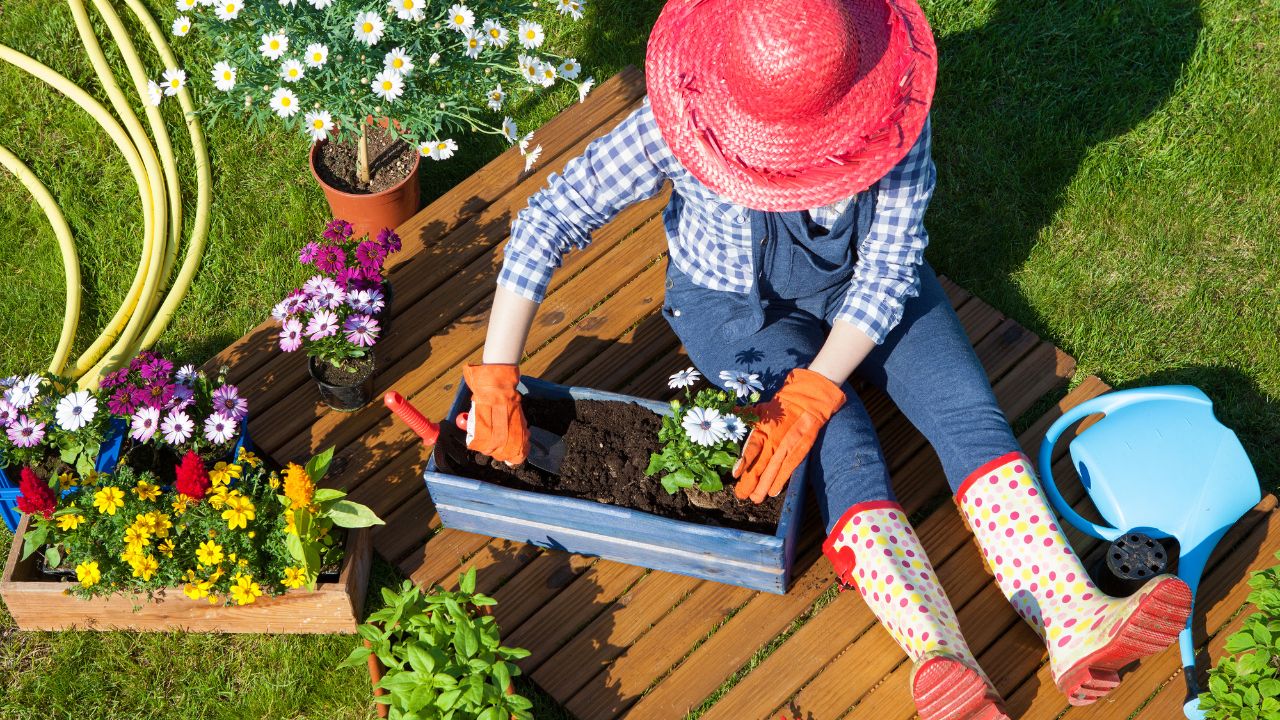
[309,138,421,240]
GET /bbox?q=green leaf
[75,451,94,478]
[476,708,501,720]
[327,499,385,528]
[436,689,462,711]
[407,643,437,674]
[492,661,511,693]
[1257,679,1280,698]
[406,683,436,713]
[708,450,735,468]
[313,488,346,504]
[1227,633,1258,653]
[338,644,373,669]
[1209,675,1229,697]
[44,545,61,569]
[305,446,335,484]
[459,567,476,594]
[644,453,664,476]
[20,522,49,561]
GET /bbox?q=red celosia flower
[174,450,210,500]
[16,467,56,519]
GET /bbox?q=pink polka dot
[901,560,911,568]
[1010,511,1020,520]
[871,570,878,579]
[922,573,930,580]
[883,549,893,557]
[1013,580,1021,589]
[1005,528,1015,538]
[889,535,898,544]
[1082,593,1094,601]
[905,527,914,535]
[940,639,949,646]
[992,503,1002,513]
[1029,488,1039,496]
[996,573,1004,582]
[873,592,880,602]
[995,555,1003,564]
[907,628,915,637]
[906,549,916,558]
[989,476,999,484]
[1013,559,1022,568]
[1066,573,1076,582]
[1014,464,1024,473]
[1030,515,1040,524]
[871,524,881,533]
[1043,538,1054,547]
[1064,618,1076,628]
[1032,616,1041,626]
[858,568,866,577]
[919,605,929,613]
[1032,565,1040,573]
[900,598,909,608]
[1057,635,1072,648]
[886,575,894,585]
[922,631,930,642]
[1030,583,1039,592]
[1024,535,1034,544]
[905,583,915,591]
[974,498,983,507]
[1094,605,1107,615]
[1049,571,1057,581]
[1062,595,1072,603]
[1009,480,1019,489]
[1045,590,1054,599]
[865,539,874,549]
[1049,524,1058,532]
[853,516,862,525]
[973,519,981,528]
[1091,618,1104,631]
[988,522,997,531]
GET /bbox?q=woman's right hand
[461,364,529,464]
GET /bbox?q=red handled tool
[383,392,441,445]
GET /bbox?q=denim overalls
[662,194,1020,531]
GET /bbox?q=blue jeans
[663,261,1020,533]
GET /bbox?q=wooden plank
[373,487,440,565]
[490,552,599,630]
[209,68,648,385]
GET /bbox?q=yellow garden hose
[123,0,213,350]
[66,0,169,386]
[0,146,81,376]
[0,43,155,384]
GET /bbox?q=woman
[462,0,1192,717]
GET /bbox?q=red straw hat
[646,0,937,212]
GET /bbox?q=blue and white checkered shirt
[499,100,936,344]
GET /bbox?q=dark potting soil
[315,124,415,194]
[434,398,784,534]
[316,354,375,386]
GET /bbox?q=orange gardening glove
[733,368,846,503]
[461,364,529,465]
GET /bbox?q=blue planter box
[423,377,806,594]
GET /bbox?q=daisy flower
[343,314,380,347]
[304,276,345,308]
[214,0,240,20]
[447,3,474,31]
[175,364,199,385]
[486,84,505,111]
[279,318,304,352]
[259,32,289,60]
[578,76,595,103]
[425,139,457,161]
[160,410,194,445]
[307,0,333,8]
[279,0,297,5]
[172,384,195,409]
[55,390,98,431]
[5,374,41,409]
[355,240,387,270]
[304,110,333,141]
[518,55,540,85]
[501,117,518,144]
[175,0,196,10]
[204,412,238,445]
[212,61,237,92]
[682,407,727,446]
[719,370,763,398]
[161,68,186,96]
[559,58,581,80]
[462,29,483,59]
[212,385,248,421]
[304,43,328,67]
[7,416,45,448]
[384,48,414,75]
[668,367,702,389]
[517,19,544,49]
[146,80,163,107]
[523,144,542,171]
[347,288,385,314]
[352,11,385,46]
[391,0,424,21]
[314,244,345,272]
[723,414,748,442]
[0,399,18,426]
[172,15,192,36]
[280,59,305,83]
[428,52,440,66]
[566,0,585,20]
[306,310,340,340]
[269,87,300,117]
[131,406,160,442]
[537,60,557,87]
[371,69,404,102]
[481,19,509,47]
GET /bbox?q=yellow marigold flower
[221,492,255,530]
[82,470,99,486]
[57,471,76,491]
[131,554,159,581]
[284,508,298,535]
[134,480,161,502]
[93,486,125,515]
[157,538,175,558]
[237,558,248,568]
[229,574,262,605]
[207,486,230,510]
[268,474,281,490]
[229,552,237,561]
[123,525,151,551]
[283,463,314,508]
[247,531,255,539]
[57,514,86,531]
[147,511,173,538]
[119,548,143,565]
[196,540,224,567]
[171,495,192,515]
[281,566,307,589]
[237,448,261,467]
[75,561,101,587]
[208,566,225,583]
[209,462,242,487]
[133,513,158,536]
[183,579,213,600]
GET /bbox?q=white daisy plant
[648,367,760,495]
[167,0,587,177]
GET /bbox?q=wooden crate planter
[0,516,372,633]
[424,377,806,594]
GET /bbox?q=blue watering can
[1037,385,1260,720]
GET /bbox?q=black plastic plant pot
[1090,531,1172,597]
[308,355,375,412]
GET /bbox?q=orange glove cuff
[782,368,847,422]
[461,364,528,464]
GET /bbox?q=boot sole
[912,656,1011,720]
[1056,577,1193,705]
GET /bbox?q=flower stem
[357,123,370,186]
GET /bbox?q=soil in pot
[434,398,784,534]
[315,124,416,194]
[315,355,376,387]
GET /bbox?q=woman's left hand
[733,368,846,503]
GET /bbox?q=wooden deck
[212,67,1278,719]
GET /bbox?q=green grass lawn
[1,0,1278,717]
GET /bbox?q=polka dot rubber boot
[823,501,1009,720]
[955,452,1192,706]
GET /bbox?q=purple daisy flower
[334,266,363,290]
[304,276,345,309]
[376,227,402,254]
[0,399,18,427]
[140,356,174,382]
[160,409,194,445]
[280,318,304,352]
[171,383,195,410]
[129,350,157,373]
[314,245,346,273]
[175,364,199,385]
[323,219,354,241]
[306,310,340,340]
[347,288,386,314]
[140,382,176,410]
[7,415,46,448]
[298,241,322,265]
[212,385,249,421]
[203,412,238,445]
[131,406,160,442]
[355,240,387,271]
[271,298,294,321]
[99,368,129,390]
[282,290,309,316]
[343,314,380,347]
[108,387,136,416]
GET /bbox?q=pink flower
[306,310,339,340]
[203,412,238,445]
[347,288,385,314]
[314,245,346,273]
[323,219,354,241]
[298,241,321,265]
[212,385,248,421]
[99,368,129,390]
[7,415,46,448]
[343,314,380,347]
[304,276,345,308]
[172,384,195,410]
[139,356,174,382]
[131,406,160,442]
[355,240,387,271]
[0,399,17,427]
[280,318,304,352]
[376,227,402,254]
[160,409,194,445]
[334,266,362,289]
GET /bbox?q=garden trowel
[383,391,565,474]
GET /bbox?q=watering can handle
[1037,386,1212,542]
